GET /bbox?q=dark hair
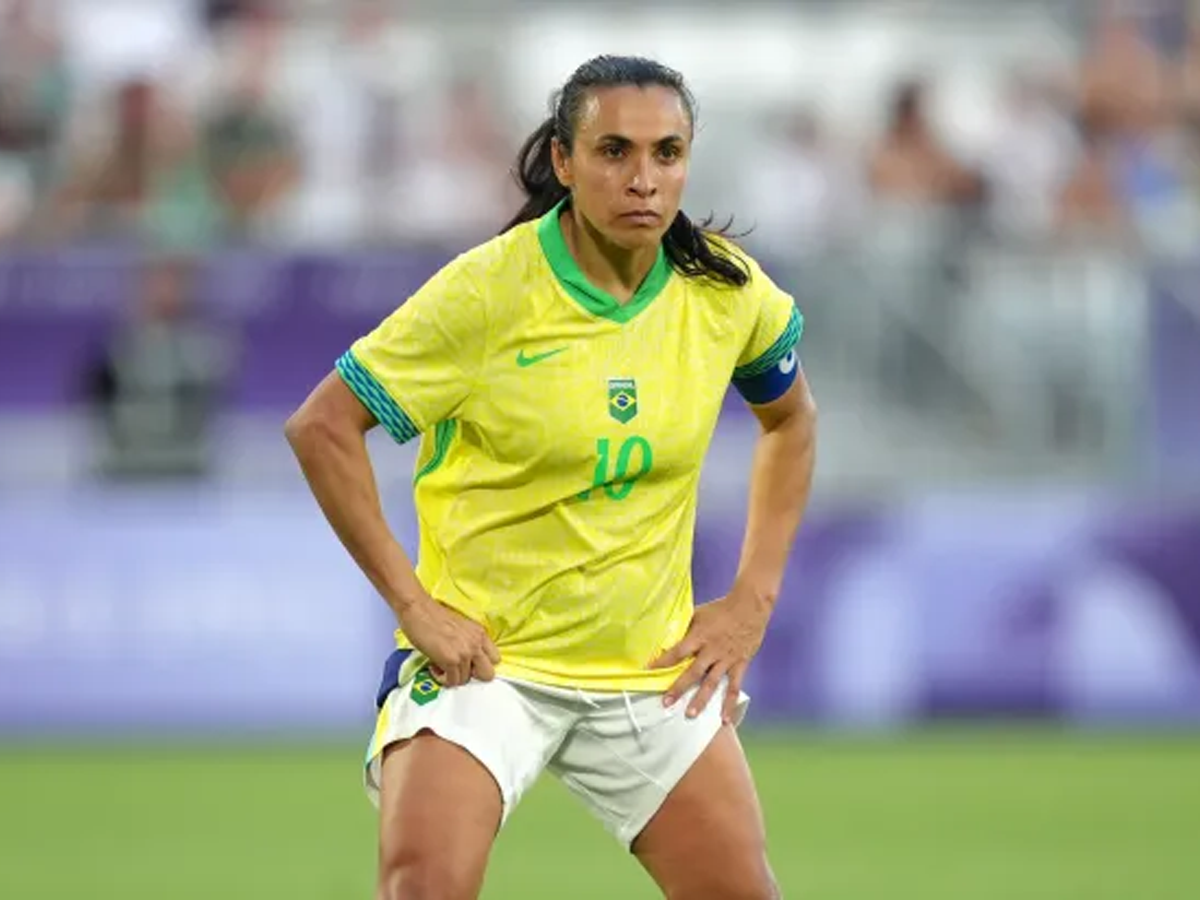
[503,55,750,288]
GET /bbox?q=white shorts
[363,658,750,849]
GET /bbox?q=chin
[607,223,668,251]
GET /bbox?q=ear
[551,137,573,189]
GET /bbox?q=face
[552,85,691,250]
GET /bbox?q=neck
[561,206,659,305]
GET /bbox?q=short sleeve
[731,259,804,404]
[336,257,486,444]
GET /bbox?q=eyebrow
[594,133,687,146]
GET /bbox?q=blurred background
[1,0,1199,898]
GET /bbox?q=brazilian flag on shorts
[410,667,441,706]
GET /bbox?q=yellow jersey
[338,201,803,692]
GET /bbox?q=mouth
[618,211,662,226]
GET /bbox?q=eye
[657,144,683,162]
[601,144,626,160]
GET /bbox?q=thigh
[633,726,778,900]
[368,671,573,900]
[376,731,501,900]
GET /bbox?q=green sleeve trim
[733,306,803,380]
[336,351,420,445]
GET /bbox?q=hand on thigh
[632,726,779,900]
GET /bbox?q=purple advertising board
[2,488,1199,735]
[0,249,452,410]
[0,489,397,734]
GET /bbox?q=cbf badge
[410,668,441,706]
[608,377,638,424]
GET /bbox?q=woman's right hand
[400,595,501,687]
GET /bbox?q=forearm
[286,415,427,622]
[734,405,817,606]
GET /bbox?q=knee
[377,850,480,900]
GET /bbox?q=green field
[2,730,1198,899]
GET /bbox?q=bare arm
[284,372,498,685]
[735,370,818,609]
[285,372,427,617]
[653,370,817,721]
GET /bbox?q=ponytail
[502,116,569,233]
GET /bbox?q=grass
[1,729,1197,899]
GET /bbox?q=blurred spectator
[197,3,298,242]
[1074,7,1200,256]
[203,89,297,242]
[1054,120,1132,246]
[1180,25,1200,127]
[0,0,71,240]
[46,79,222,249]
[84,256,232,481]
[868,79,983,208]
[1111,122,1199,257]
[980,72,1080,243]
[862,78,985,408]
[275,0,430,246]
[1078,5,1176,140]
[202,0,263,33]
[390,78,516,247]
[739,108,863,260]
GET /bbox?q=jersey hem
[388,639,688,694]
[492,660,686,694]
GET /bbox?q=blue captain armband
[731,307,803,405]
[732,347,800,404]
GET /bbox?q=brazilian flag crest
[608,378,638,424]
[410,668,441,706]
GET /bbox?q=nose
[627,155,657,198]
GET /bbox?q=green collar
[537,197,672,324]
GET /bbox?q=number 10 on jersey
[577,436,654,502]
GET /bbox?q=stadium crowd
[0,1,1197,257]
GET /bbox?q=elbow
[283,406,308,448]
[285,402,333,455]
[286,372,375,456]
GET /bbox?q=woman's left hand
[650,586,773,724]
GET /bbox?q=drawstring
[574,688,644,735]
[622,691,643,735]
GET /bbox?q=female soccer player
[286,55,817,900]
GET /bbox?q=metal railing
[762,214,1180,488]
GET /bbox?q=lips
[619,211,661,224]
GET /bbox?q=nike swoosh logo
[516,347,568,367]
[778,350,797,375]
